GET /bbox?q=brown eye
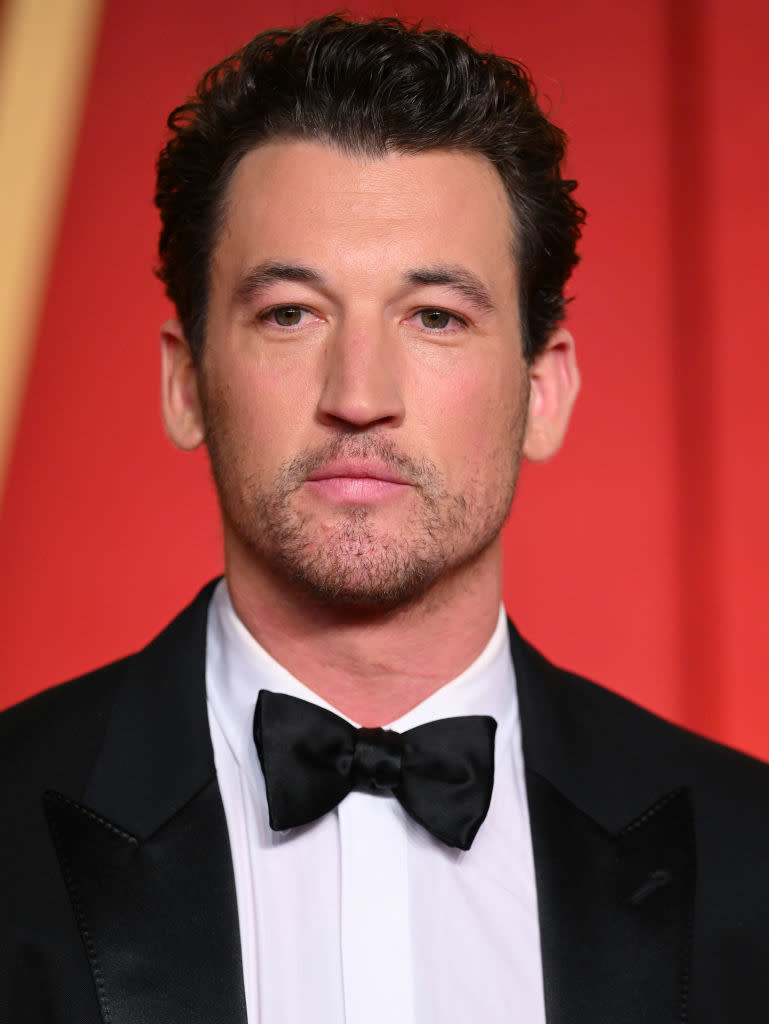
[273,306,303,326]
[419,309,451,329]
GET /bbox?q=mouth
[307,459,409,484]
[305,459,412,503]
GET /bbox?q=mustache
[276,435,439,492]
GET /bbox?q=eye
[420,309,450,329]
[266,305,307,327]
[415,308,466,331]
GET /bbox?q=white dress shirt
[206,579,545,1023]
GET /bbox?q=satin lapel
[527,772,694,1024]
[43,583,247,1024]
[511,625,695,1024]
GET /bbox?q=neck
[224,541,504,726]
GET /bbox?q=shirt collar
[206,578,518,772]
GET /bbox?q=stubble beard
[202,397,526,612]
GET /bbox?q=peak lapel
[511,624,695,1024]
[527,772,694,1023]
[44,583,247,1024]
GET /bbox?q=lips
[305,459,411,502]
[306,459,409,485]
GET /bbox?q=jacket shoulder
[0,656,136,797]
[512,626,769,823]
[0,580,217,795]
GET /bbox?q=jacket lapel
[38,586,695,1023]
[512,626,695,1024]
[44,583,247,1024]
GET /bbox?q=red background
[2,0,769,759]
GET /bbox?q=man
[2,14,769,1024]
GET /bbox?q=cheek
[416,364,526,481]
[218,358,318,461]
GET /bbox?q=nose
[317,319,405,430]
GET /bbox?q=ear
[522,327,580,462]
[160,318,205,451]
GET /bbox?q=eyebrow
[233,261,325,304]
[406,265,496,315]
[233,260,496,314]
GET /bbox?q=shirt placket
[338,791,415,1024]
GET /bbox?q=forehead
[213,140,517,293]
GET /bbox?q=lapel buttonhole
[628,867,673,907]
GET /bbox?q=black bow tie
[253,690,497,851]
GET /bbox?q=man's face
[192,140,531,609]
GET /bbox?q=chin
[275,553,441,612]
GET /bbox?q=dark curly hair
[155,14,585,362]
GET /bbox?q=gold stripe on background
[0,0,103,495]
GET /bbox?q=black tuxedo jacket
[3,581,769,1023]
